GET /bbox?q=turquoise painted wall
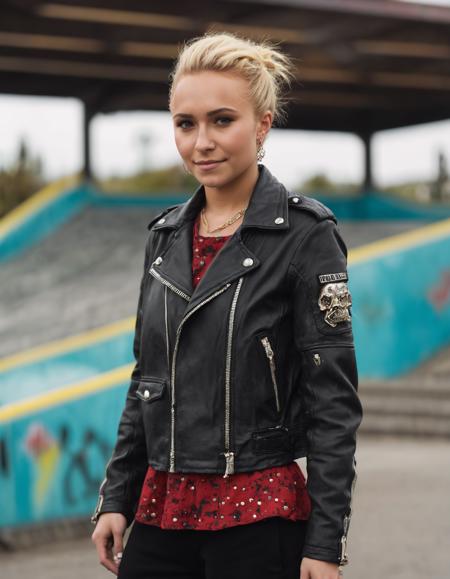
[0,384,126,528]
[349,233,450,378]
[0,332,134,406]
[0,186,91,263]
[313,191,450,221]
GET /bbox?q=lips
[194,160,226,165]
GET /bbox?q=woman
[91,32,363,579]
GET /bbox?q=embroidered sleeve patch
[318,282,352,327]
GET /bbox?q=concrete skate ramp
[1,195,449,531]
[0,205,431,359]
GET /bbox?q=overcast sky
[0,0,449,189]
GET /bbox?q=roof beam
[36,3,198,30]
[234,0,450,25]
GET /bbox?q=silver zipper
[149,266,191,302]
[167,280,233,472]
[164,285,170,371]
[339,455,358,565]
[260,336,281,413]
[222,277,244,477]
[90,456,113,524]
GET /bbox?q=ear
[256,110,273,142]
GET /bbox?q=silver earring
[256,141,266,162]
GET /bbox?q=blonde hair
[168,31,296,126]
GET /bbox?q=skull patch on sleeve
[318,281,352,327]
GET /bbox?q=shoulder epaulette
[147,204,180,230]
[287,193,337,223]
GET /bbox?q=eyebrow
[173,107,238,119]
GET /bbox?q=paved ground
[2,434,449,579]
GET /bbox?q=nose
[330,293,340,308]
[194,123,215,152]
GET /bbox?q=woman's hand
[300,557,343,579]
[91,512,127,575]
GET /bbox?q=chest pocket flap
[136,378,167,402]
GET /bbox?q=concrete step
[358,374,450,439]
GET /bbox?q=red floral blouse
[134,211,311,530]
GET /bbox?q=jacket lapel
[148,164,290,316]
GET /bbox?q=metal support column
[82,101,94,181]
[360,130,374,194]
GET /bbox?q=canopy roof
[1,0,450,133]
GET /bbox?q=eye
[216,116,233,126]
[320,295,332,307]
[176,119,193,129]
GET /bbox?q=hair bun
[169,31,296,127]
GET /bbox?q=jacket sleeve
[288,217,363,566]
[90,236,151,528]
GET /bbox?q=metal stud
[274,217,284,224]
[154,256,163,265]
[243,258,254,267]
[292,197,300,203]
[157,218,166,224]
[143,389,150,399]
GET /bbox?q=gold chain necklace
[200,206,247,234]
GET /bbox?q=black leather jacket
[91,164,363,566]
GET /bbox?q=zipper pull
[339,514,350,565]
[91,493,104,524]
[222,451,235,478]
[261,337,274,359]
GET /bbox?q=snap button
[292,196,300,203]
[274,217,284,224]
[143,389,150,399]
[157,217,166,224]
[154,256,163,265]
[243,258,254,267]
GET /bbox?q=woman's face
[169,70,272,190]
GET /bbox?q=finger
[98,536,119,575]
[113,530,124,559]
[112,530,125,572]
[299,563,310,579]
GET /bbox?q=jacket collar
[150,164,289,233]
[148,164,290,316]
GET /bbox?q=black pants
[118,516,308,579]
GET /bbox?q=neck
[202,163,259,214]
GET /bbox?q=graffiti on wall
[21,421,112,512]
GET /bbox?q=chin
[194,170,230,188]
[197,176,226,189]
